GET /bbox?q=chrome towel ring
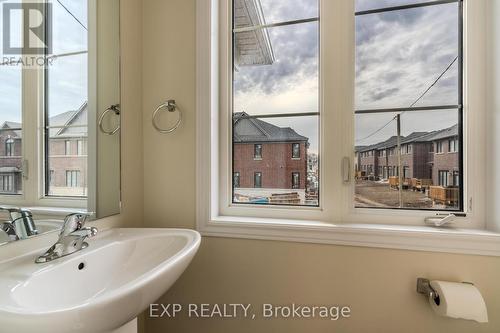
[152,100,182,134]
[99,104,121,136]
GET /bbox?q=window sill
[198,217,500,257]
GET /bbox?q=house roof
[1,122,22,138]
[233,0,275,67]
[233,112,308,143]
[411,124,459,143]
[356,124,458,153]
[49,102,88,139]
[1,102,87,140]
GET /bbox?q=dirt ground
[355,180,435,209]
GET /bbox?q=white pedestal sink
[0,228,201,333]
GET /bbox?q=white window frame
[77,139,86,156]
[65,170,80,188]
[253,144,262,160]
[5,138,14,157]
[449,138,459,153]
[0,175,14,192]
[196,0,500,256]
[438,170,449,187]
[65,140,72,156]
[0,0,90,210]
[292,143,301,159]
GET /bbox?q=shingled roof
[233,112,308,143]
[48,102,88,139]
[356,124,458,153]
[1,122,22,138]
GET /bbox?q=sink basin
[0,228,201,333]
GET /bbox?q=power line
[56,0,87,31]
[0,1,87,66]
[356,116,396,144]
[356,56,459,145]
[408,56,458,109]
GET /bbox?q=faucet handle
[60,212,94,237]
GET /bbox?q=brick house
[233,112,309,202]
[0,103,88,196]
[356,124,459,187]
[423,125,460,187]
[0,123,23,194]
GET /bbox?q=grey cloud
[261,0,318,23]
[234,21,318,95]
[381,71,404,83]
[370,87,400,102]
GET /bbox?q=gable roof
[1,122,22,138]
[233,112,308,143]
[1,102,88,139]
[49,102,88,138]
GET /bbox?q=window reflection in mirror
[0,0,121,245]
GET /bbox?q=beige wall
[487,0,500,232]
[95,0,143,230]
[140,0,500,332]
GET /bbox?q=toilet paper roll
[429,280,488,323]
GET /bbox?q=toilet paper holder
[417,278,440,305]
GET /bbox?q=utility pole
[396,114,403,208]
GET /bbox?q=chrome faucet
[0,221,18,241]
[0,207,38,241]
[35,212,97,264]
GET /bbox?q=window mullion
[21,62,43,205]
[321,0,355,222]
[233,17,319,33]
[354,0,460,16]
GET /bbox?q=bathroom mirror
[0,0,121,245]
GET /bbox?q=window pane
[47,54,88,120]
[46,5,88,197]
[0,124,23,195]
[292,143,300,159]
[356,0,438,12]
[234,0,318,30]
[355,2,459,110]
[355,110,460,211]
[233,21,319,115]
[233,115,319,206]
[0,4,23,195]
[232,0,320,207]
[50,0,88,55]
[48,137,87,197]
[258,0,318,25]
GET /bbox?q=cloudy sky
[0,0,87,124]
[233,0,460,151]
